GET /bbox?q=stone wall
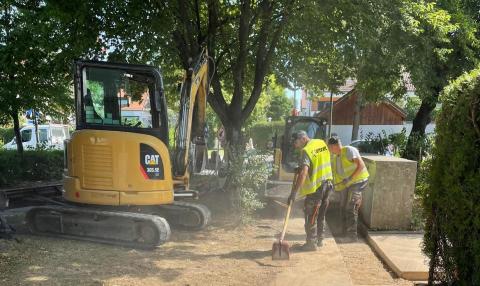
[361,155,417,230]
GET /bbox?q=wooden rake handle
[279,172,298,241]
[279,201,292,241]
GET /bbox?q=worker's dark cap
[327,136,341,145]
[291,130,308,141]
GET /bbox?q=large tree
[279,0,471,149]
[402,0,479,159]
[276,0,426,141]
[48,0,298,154]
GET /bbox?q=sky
[286,87,302,110]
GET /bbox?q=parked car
[348,139,383,154]
[349,139,365,149]
[3,124,70,150]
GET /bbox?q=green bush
[422,67,480,284]
[246,121,284,150]
[360,129,433,160]
[227,150,270,223]
[0,150,64,187]
[0,127,14,146]
[411,158,431,231]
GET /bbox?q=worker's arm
[341,146,366,185]
[352,157,366,178]
[288,165,308,204]
[347,157,366,182]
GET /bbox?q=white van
[3,124,71,150]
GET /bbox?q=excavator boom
[173,49,209,179]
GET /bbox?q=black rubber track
[26,205,171,249]
[156,201,211,230]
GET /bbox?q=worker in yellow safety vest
[327,136,369,242]
[287,131,333,251]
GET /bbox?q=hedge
[246,121,284,150]
[0,150,64,187]
[0,127,14,146]
[422,67,480,284]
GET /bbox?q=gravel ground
[327,207,414,286]
[1,190,418,286]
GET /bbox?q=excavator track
[153,201,211,230]
[26,205,171,249]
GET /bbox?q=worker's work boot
[316,239,324,247]
[301,241,318,251]
[339,235,358,243]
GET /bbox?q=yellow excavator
[25,49,211,248]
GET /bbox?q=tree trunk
[33,108,40,150]
[410,100,436,137]
[223,119,244,214]
[351,91,363,141]
[11,110,24,154]
[403,97,437,160]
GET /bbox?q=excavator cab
[63,61,175,206]
[76,62,168,142]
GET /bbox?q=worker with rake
[287,131,333,251]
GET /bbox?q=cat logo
[145,154,160,166]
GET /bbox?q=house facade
[299,77,435,145]
[318,90,409,145]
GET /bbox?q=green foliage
[86,81,105,117]
[422,67,480,284]
[0,150,64,187]
[0,1,90,152]
[404,96,422,121]
[265,76,291,121]
[0,127,14,146]
[411,158,431,231]
[402,0,480,161]
[402,96,440,125]
[359,129,433,159]
[227,150,270,223]
[246,121,284,150]
[359,129,407,155]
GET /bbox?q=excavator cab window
[75,61,169,145]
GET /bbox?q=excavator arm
[173,49,209,184]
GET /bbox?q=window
[291,121,323,139]
[39,129,49,143]
[21,129,32,142]
[63,126,71,139]
[52,127,64,139]
[83,67,153,128]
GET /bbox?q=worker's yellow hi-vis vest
[332,147,369,192]
[299,139,333,196]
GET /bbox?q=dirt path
[0,192,414,286]
[327,208,413,286]
[1,218,284,286]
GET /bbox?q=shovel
[272,172,297,260]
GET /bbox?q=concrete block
[364,230,428,281]
[361,155,417,230]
